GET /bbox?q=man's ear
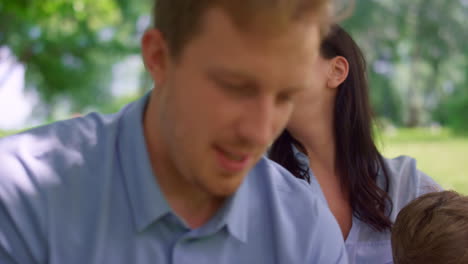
[141,29,170,87]
[327,56,349,89]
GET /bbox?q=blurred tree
[343,0,468,129]
[433,60,468,134]
[1,0,467,131]
[0,0,149,118]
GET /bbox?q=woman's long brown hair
[269,25,393,231]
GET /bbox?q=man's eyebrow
[206,67,257,83]
[206,67,305,94]
[284,85,304,94]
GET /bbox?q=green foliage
[98,93,141,114]
[343,0,468,128]
[368,73,403,125]
[433,88,468,135]
[0,0,148,115]
[1,0,467,130]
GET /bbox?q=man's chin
[209,176,246,198]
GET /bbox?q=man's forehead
[181,11,317,72]
[213,0,331,36]
[206,63,315,95]
[197,6,323,42]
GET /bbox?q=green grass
[379,128,468,194]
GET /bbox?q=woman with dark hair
[269,25,439,263]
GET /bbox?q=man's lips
[215,146,253,173]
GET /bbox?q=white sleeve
[384,155,441,221]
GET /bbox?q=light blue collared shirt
[292,146,440,264]
[0,94,348,264]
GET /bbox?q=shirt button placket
[172,237,197,264]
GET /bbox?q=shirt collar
[117,92,250,241]
[181,165,250,244]
[118,92,171,232]
[218,175,250,243]
[292,144,310,168]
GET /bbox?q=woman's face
[287,54,337,137]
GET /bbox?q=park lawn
[379,128,468,194]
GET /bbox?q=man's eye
[218,80,254,97]
[277,92,293,104]
[220,81,240,91]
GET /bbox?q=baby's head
[392,190,468,264]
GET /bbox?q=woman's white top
[294,149,440,264]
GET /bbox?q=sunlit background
[1,0,467,192]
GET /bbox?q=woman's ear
[141,29,170,87]
[327,56,349,89]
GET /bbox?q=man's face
[143,8,321,198]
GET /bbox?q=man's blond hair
[153,0,333,58]
[392,191,468,264]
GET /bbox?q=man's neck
[165,189,226,229]
[148,138,226,229]
[143,102,225,229]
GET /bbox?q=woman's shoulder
[383,155,440,193]
[381,155,441,219]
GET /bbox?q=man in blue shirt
[0,0,348,263]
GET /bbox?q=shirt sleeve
[0,201,35,264]
[0,246,19,264]
[385,155,442,221]
[415,169,443,196]
[0,143,43,264]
